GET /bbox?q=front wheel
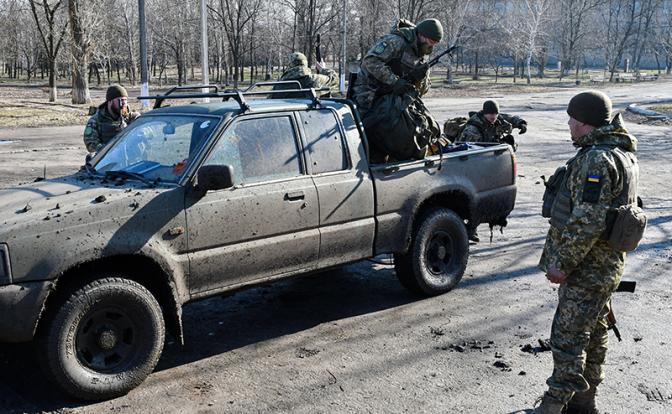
[394,208,469,296]
[38,277,165,401]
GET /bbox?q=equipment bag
[363,91,440,161]
[605,204,647,252]
[442,117,468,143]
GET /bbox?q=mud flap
[488,218,508,243]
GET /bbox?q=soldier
[457,99,527,147]
[277,52,338,92]
[84,85,140,154]
[351,18,443,116]
[535,91,640,414]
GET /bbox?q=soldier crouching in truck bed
[457,99,527,149]
[84,85,140,155]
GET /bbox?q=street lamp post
[138,0,149,110]
[201,0,210,102]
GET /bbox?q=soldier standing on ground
[457,99,527,146]
[278,52,338,92]
[83,85,140,154]
[535,91,640,414]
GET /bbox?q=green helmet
[288,52,308,68]
[416,19,444,42]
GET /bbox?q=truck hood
[0,173,188,284]
[0,173,159,226]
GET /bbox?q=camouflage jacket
[538,117,638,291]
[352,27,431,112]
[83,104,140,152]
[279,65,338,90]
[458,111,526,143]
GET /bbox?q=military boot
[564,385,600,414]
[534,394,565,414]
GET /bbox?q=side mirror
[196,165,235,192]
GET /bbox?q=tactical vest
[94,106,129,144]
[387,32,423,79]
[548,145,639,232]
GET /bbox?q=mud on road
[0,82,671,414]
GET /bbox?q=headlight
[0,244,11,285]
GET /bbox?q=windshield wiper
[104,170,155,186]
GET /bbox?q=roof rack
[138,81,331,112]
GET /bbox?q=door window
[299,109,349,174]
[204,115,302,184]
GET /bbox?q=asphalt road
[0,82,670,413]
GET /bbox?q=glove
[502,134,518,152]
[518,122,527,135]
[392,78,414,95]
[407,64,429,83]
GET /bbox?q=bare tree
[555,0,603,80]
[210,0,261,87]
[603,0,639,81]
[519,0,551,84]
[68,0,107,103]
[28,0,69,101]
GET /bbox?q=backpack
[363,92,440,161]
[442,116,469,143]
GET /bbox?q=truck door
[299,107,375,268]
[186,113,320,294]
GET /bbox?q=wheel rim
[425,230,455,278]
[75,306,138,372]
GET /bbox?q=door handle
[284,191,305,201]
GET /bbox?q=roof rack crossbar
[138,85,333,111]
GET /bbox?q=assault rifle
[607,280,636,342]
[377,44,460,96]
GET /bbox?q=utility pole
[138,0,149,110]
[200,0,210,102]
[340,0,347,94]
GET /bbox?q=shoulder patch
[84,126,93,136]
[372,41,388,55]
[582,174,603,203]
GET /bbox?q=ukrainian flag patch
[583,174,603,203]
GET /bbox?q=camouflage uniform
[83,104,140,153]
[279,53,338,91]
[352,27,431,115]
[538,115,639,405]
[458,111,526,143]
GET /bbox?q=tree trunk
[48,59,57,102]
[71,59,90,104]
[472,51,479,80]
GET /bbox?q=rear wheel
[38,277,165,401]
[394,208,469,296]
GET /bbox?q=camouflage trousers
[545,283,612,404]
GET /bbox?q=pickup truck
[0,84,516,400]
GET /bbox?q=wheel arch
[401,189,473,254]
[36,254,184,345]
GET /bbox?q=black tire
[38,277,165,401]
[394,208,469,296]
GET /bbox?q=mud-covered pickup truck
[0,84,516,400]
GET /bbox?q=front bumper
[0,280,53,343]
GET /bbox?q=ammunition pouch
[542,165,567,218]
[602,204,647,252]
